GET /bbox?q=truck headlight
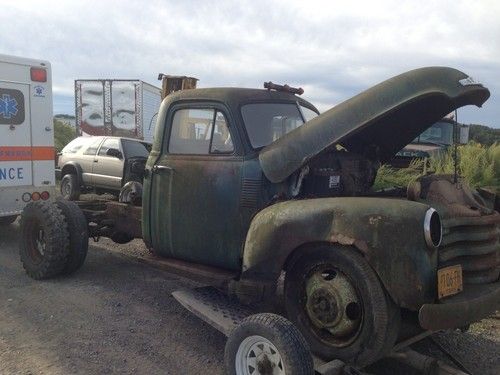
[424,208,442,249]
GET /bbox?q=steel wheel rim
[27,220,45,264]
[303,265,363,347]
[62,179,72,196]
[235,335,285,375]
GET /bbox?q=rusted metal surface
[144,255,237,288]
[263,81,304,95]
[104,201,143,239]
[409,175,500,284]
[418,277,500,331]
[241,197,437,310]
[172,286,253,337]
[305,267,361,343]
[440,214,500,284]
[260,67,489,183]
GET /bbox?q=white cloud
[0,0,499,126]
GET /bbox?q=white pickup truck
[0,54,55,225]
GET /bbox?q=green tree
[469,124,500,146]
[53,119,76,152]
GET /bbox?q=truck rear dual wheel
[20,200,88,279]
[225,313,314,375]
[284,245,400,367]
[20,201,69,279]
[56,199,89,274]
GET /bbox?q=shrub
[54,119,76,152]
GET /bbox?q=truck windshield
[413,121,454,146]
[241,103,318,148]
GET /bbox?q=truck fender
[240,197,439,310]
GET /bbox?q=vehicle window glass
[62,137,90,154]
[301,106,319,122]
[98,138,121,156]
[413,121,454,145]
[83,138,103,155]
[122,139,150,158]
[241,103,310,149]
[169,108,215,154]
[210,111,234,154]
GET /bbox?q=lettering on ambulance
[0,167,23,180]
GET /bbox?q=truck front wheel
[60,174,80,201]
[284,245,400,366]
[20,201,69,279]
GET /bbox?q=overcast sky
[1,0,499,127]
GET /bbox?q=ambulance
[0,54,55,225]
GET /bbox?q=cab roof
[165,87,319,112]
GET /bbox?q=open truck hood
[260,67,490,183]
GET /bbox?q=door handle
[94,159,98,163]
[152,165,173,173]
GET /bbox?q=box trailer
[75,79,161,143]
[0,54,55,224]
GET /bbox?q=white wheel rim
[235,335,285,375]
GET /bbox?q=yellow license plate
[438,265,463,299]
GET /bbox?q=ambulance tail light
[22,191,50,202]
[30,67,47,82]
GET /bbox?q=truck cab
[143,88,320,270]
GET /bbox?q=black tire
[56,199,88,275]
[19,201,69,279]
[0,215,17,226]
[284,245,399,366]
[110,231,134,244]
[225,313,314,375]
[60,174,80,201]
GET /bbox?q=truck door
[0,82,32,187]
[93,137,124,189]
[149,106,243,271]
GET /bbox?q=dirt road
[1,221,498,375]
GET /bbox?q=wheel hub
[236,335,285,375]
[304,267,362,343]
[306,288,339,327]
[63,181,71,195]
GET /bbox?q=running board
[172,286,252,336]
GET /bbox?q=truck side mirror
[458,125,469,145]
[106,148,123,159]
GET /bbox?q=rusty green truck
[19,67,499,373]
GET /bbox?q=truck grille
[440,212,500,285]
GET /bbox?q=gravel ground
[0,219,498,375]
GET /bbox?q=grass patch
[374,142,500,191]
